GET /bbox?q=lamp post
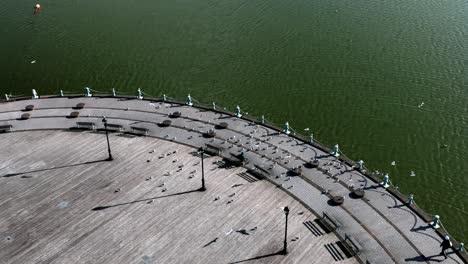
[281,206,290,255]
[198,147,206,191]
[102,116,113,161]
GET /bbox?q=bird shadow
[202,237,218,248]
[91,189,200,211]
[229,249,283,263]
[1,159,107,178]
[235,230,250,235]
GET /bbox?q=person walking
[440,235,452,259]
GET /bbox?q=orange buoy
[34,3,41,14]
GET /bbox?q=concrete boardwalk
[0,96,465,264]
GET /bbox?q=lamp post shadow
[1,159,107,178]
[91,189,200,211]
[228,250,284,264]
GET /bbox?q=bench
[254,164,269,175]
[247,167,268,180]
[222,155,244,167]
[158,120,172,127]
[0,124,13,133]
[106,123,124,132]
[74,103,85,109]
[215,122,228,129]
[318,212,340,232]
[203,129,216,138]
[336,232,362,257]
[205,144,223,156]
[20,113,31,120]
[69,111,80,118]
[130,126,149,136]
[76,122,96,130]
[24,105,34,111]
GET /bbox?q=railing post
[85,87,92,97]
[381,174,390,188]
[32,89,39,99]
[331,144,340,157]
[283,122,290,135]
[430,215,440,229]
[235,105,242,118]
[186,94,193,106]
[137,88,143,99]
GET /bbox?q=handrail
[0,92,466,263]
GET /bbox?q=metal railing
[0,88,466,262]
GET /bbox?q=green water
[1,0,467,241]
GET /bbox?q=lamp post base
[280,248,288,255]
[106,156,114,161]
[198,186,207,192]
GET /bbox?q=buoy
[34,4,41,15]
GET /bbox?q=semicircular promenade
[0,95,466,264]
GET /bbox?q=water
[1,0,467,241]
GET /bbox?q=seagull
[31,60,36,64]
[390,161,396,166]
[225,228,233,236]
[410,171,416,177]
[418,102,425,108]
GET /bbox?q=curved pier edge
[1,93,467,263]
